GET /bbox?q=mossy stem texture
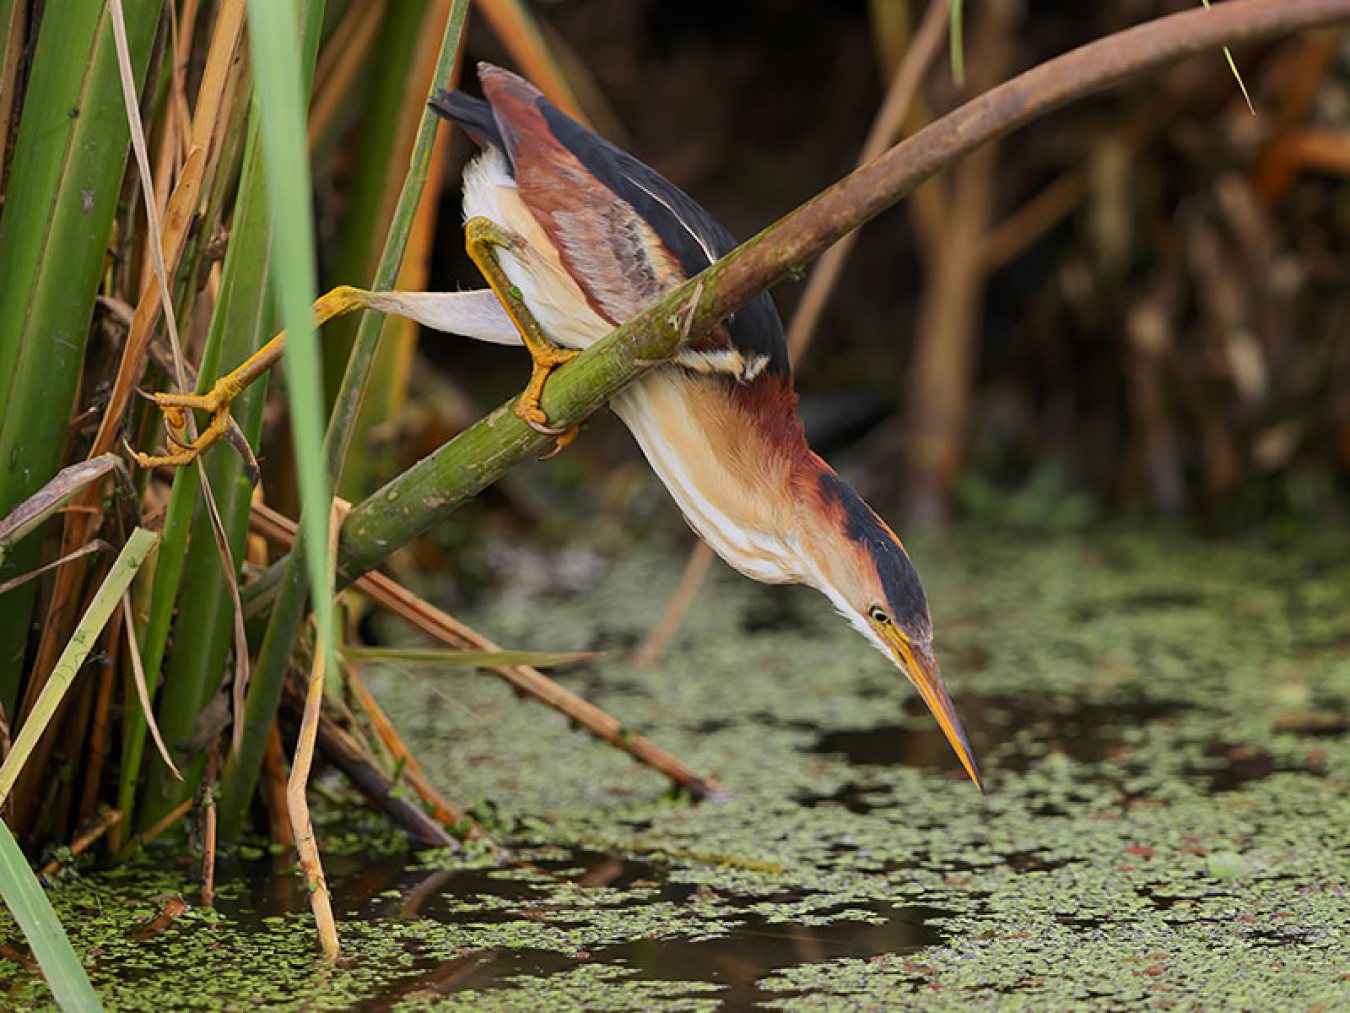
[333,0,1350,584]
[217,0,474,840]
[0,0,160,720]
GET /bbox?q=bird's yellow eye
[868,605,890,625]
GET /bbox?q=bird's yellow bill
[887,630,984,793]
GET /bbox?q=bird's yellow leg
[131,285,373,471]
[464,216,579,436]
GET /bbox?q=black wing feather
[429,79,789,378]
[429,89,511,168]
[538,101,788,378]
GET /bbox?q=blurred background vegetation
[424,0,1350,542]
[0,0,1346,983]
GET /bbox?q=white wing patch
[622,173,719,268]
[361,289,521,345]
[675,348,771,383]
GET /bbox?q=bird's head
[803,469,983,793]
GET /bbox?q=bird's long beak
[886,631,984,793]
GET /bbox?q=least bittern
[134,63,983,792]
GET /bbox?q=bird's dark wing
[428,89,505,153]
[431,64,789,380]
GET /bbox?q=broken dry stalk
[249,501,719,797]
[285,503,342,961]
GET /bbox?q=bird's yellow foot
[465,215,580,442]
[129,285,372,475]
[129,376,245,471]
[537,424,581,461]
[516,343,580,433]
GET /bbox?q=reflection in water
[228,847,946,1008]
[608,902,943,1009]
[808,693,1184,772]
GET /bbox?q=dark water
[5,534,1347,1008]
[196,841,944,1009]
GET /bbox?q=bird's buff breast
[611,372,803,585]
[465,152,802,584]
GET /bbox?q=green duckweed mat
[2,527,1346,1010]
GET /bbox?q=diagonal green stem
[0,820,101,1011]
[217,0,473,840]
[318,0,1350,585]
[234,0,1350,827]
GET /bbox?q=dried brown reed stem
[786,0,952,362]
[134,795,195,851]
[250,502,719,798]
[633,542,715,670]
[903,0,1017,523]
[0,542,107,598]
[0,3,27,191]
[346,665,483,838]
[263,723,295,849]
[286,502,343,960]
[79,618,119,827]
[309,0,389,150]
[201,750,219,908]
[39,810,123,879]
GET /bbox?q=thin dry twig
[0,542,110,598]
[347,665,482,837]
[121,594,182,781]
[132,795,196,852]
[39,810,124,879]
[633,542,714,670]
[286,503,343,961]
[249,502,719,798]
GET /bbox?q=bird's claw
[513,345,580,435]
[536,426,580,460]
[128,377,250,477]
[465,216,526,254]
[522,414,569,437]
[125,436,199,472]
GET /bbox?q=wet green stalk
[321,0,432,417]
[0,0,161,717]
[216,0,473,841]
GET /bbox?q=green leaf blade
[0,820,101,1012]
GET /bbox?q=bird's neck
[612,368,838,586]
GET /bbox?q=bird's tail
[428,88,505,154]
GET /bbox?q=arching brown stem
[333,0,1350,584]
